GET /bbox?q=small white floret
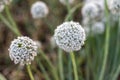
[31,1,49,19]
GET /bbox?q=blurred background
[0,0,120,80]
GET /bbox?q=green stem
[66,0,71,20]
[113,14,120,71]
[112,65,120,80]
[36,58,50,80]
[68,54,73,80]
[38,50,59,80]
[65,3,83,21]
[86,45,90,80]
[26,64,34,80]
[111,15,120,80]
[70,52,78,80]
[5,6,21,36]
[58,48,64,80]
[0,13,20,36]
[98,0,110,80]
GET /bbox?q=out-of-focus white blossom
[82,1,104,19]
[54,21,86,52]
[31,1,49,19]
[8,36,38,65]
[82,3,99,19]
[59,0,74,5]
[0,0,12,12]
[0,2,5,12]
[3,0,12,5]
[108,0,120,14]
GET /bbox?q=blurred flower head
[0,0,12,12]
[3,0,12,5]
[59,0,74,5]
[8,36,38,65]
[31,1,49,19]
[109,0,120,14]
[82,1,103,19]
[0,2,5,12]
[54,21,86,52]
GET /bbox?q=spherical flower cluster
[81,2,103,19]
[8,36,38,65]
[54,21,86,52]
[59,0,74,5]
[0,0,12,12]
[31,1,49,19]
[109,0,120,14]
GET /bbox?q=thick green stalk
[36,58,50,80]
[26,64,35,80]
[113,16,120,68]
[66,0,71,20]
[38,50,59,80]
[70,52,78,80]
[112,65,120,80]
[86,45,90,80]
[0,13,20,36]
[98,0,110,80]
[5,6,21,36]
[111,15,120,80]
[65,3,83,21]
[68,54,73,80]
[58,49,64,80]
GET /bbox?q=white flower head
[8,36,38,65]
[59,0,74,5]
[82,2,103,19]
[54,21,86,52]
[31,1,49,19]
[109,0,120,14]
